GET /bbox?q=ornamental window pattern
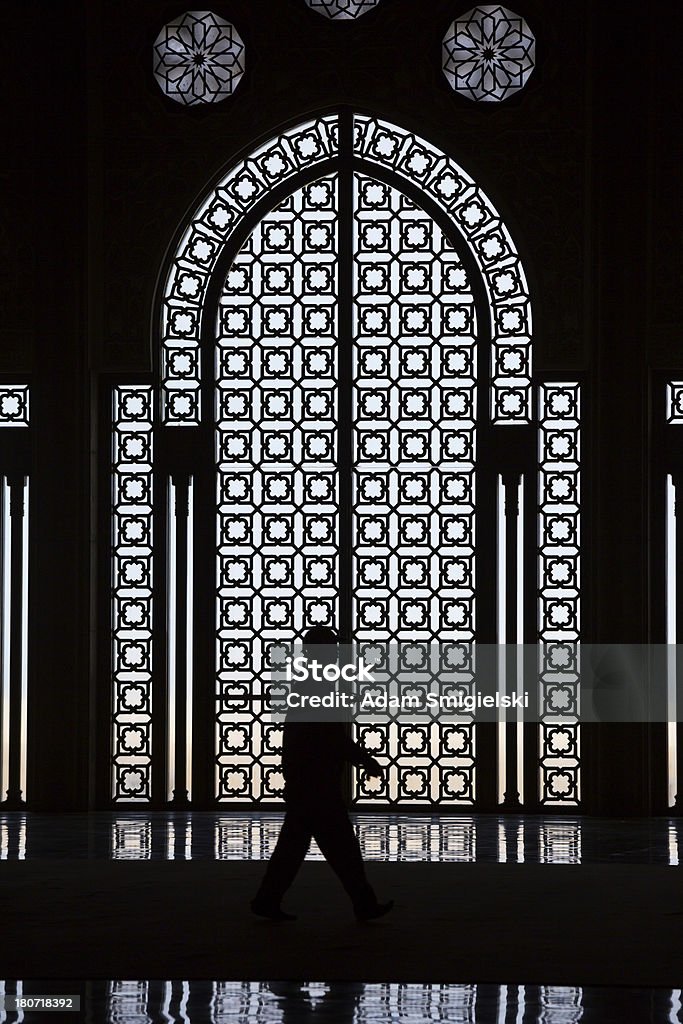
[352,177,477,644]
[153,11,245,106]
[538,384,581,805]
[351,178,477,805]
[353,116,532,423]
[162,115,530,428]
[442,5,536,103]
[162,117,338,425]
[305,0,382,18]
[667,382,683,424]
[111,387,154,801]
[0,386,29,427]
[109,113,582,807]
[216,179,339,801]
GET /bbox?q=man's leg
[252,805,311,910]
[310,800,377,913]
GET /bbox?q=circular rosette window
[153,10,245,105]
[443,5,535,102]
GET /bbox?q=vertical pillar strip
[0,478,7,802]
[5,474,26,807]
[0,384,30,808]
[502,472,520,808]
[496,474,506,804]
[337,111,355,803]
[170,472,190,806]
[338,109,354,642]
[673,473,683,810]
[665,474,677,807]
[515,475,525,804]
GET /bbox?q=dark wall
[4,2,88,808]
[4,0,682,809]
[88,0,590,374]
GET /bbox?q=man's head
[302,625,340,667]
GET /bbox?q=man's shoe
[355,899,394,922]
[250,898,297,921]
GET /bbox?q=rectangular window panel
[352,175,477,805]
[538,382,581,805]
[215,178,339,802]
[111,386,154,802]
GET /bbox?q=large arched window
[106,112,581,809]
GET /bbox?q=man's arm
[338,731,383,777]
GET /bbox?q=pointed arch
[159,112,531,427]
[108,111,581,807]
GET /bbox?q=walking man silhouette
[251,625,393,922]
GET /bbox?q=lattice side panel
[538,382,581,805]
[111,386,154,801]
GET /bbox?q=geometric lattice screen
[537,382,581,805]
[216,177,340,802]
[351,176,478,805]
[111,386,154,801]
[110,113,581,806]
[216,174,480,803]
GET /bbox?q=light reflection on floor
[0,812,682,864]
[0,981,681,1024]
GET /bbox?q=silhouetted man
[251,626,393,922]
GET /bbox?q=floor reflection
[0,812,682,864]
[0,981,681,1024]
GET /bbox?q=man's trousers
[254,796,376,912]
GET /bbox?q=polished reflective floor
[1,811,682,864]
[3,815,682,1020]
[0,981,681,1024]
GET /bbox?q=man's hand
[363,756,383,778]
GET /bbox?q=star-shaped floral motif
[154,11,245,106]
[306,0,381,20]
[443,5,535,102]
